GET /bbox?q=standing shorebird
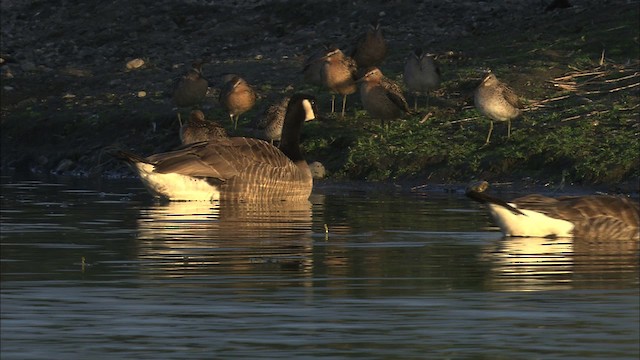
[219,75,257,129]
[319,47,358,118]
[172,60,208,110]
[179,110,227,145]
[302,44,331,87]
[357,67,413,128]
[465,180,640,239]
[403,49,441,111]
[474,71,522,145]
[351,20,387,68]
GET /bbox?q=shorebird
[303,44,331,87]
[319,47,358,118]
[474,71,523,145]
[113,94,317,202]
[466,180,640,239]
[219,75,257,129]
[256,95,292,145]
[403,49,441,110]
[357,67,413,127]
[351,20,387,68]
[179,110,227,145]
[172,60,208,109]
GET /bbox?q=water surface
[1,176,638,359]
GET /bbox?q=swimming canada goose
[351,20,387,68]
[466,180,640,240]
[114,94,317,202]
[357,67,413,127]
[403,49,441,111]
[319,47,358,118]
[172,60,208,109]
[179,110,227,145]
[219,75,257,129]
[474,71,523,145]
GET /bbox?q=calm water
[1,176,638,359]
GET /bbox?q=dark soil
[1,0,638,192]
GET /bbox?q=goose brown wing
[151,137,291,180]
[515,195,640,239]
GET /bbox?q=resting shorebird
[403,49,441,110]
[113,94,317,202]
[219,75,257,129]
[179,110,227,145]
[466,180,640,240]
[357,67,413,127]
[474,71,523,145]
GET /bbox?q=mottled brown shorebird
[219,75,257,129]
[466,180,640,239]
[351,20,387,68]
[403,49,441,111]
[172,60,208,109]
[357,67,413,127]
[259,95,291,145]
[179,110,227,145]
[474,71,522,145]
[319,47,358,118]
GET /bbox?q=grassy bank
[1,1,638,189]
[302,3,640,186]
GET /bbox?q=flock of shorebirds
[113,20,639,240]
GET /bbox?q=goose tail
[110,149,149,165]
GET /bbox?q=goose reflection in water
[134,199,316,278]
[481,236,639,292]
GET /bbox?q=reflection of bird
[403,49,441,110]
[351,20,387,68]
[219,75,257,129]
[466,180,640,239]
[319,48,358,118]
[474,71,522,145]
[357,67,413,127]
[172,60,208,109]
[179,110,227,145]
[113,94,317,202]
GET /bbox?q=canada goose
[319,47,358,118]
[466,180,640,240]
[113,94,317,202]
[179,110,227,145]
[219,75,257,129]
[351,20,387,68]
[474,71,523,145]
[403,49,441,111]
[357,67,413,127]
[172,60,208,109]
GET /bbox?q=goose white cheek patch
[302,99,315,121]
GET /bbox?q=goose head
[278,93,317,161]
